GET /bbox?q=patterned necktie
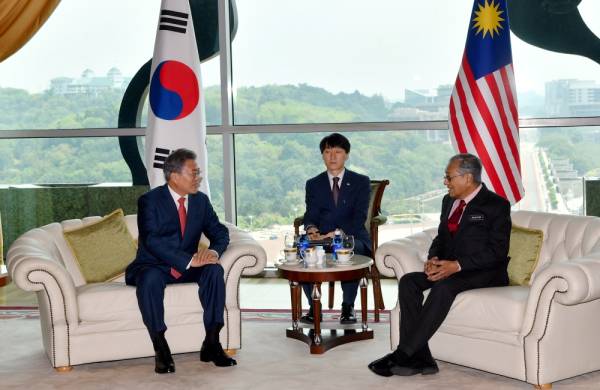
[447,200,466,235]
[332,177,340,205]
[171,197,187,279]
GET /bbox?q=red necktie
[447,200,466,235]
[332,177,340,205]
[171,197,187,279]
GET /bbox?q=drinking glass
[343,235,355,251]
[284,232,296,248]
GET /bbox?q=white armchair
[376,210,600,389]
[6,215,267,371]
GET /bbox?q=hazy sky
[0,0,599,100]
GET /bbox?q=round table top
[275,254,373,273]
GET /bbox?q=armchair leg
[55,366,73,373]
[328,281,335,309]
[370,266,384,322]
[533,384,552,389]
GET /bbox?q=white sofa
[7,215,267,370]
[376,210,600,388]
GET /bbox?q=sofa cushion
[507,224,543,286]
[77,282,203,322]
[63,209,137,283]
[437,286,529,334]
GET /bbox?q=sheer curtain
[0,0,60,62]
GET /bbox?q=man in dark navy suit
[369,153,511,377]
[125,148,236,374]
[301,133,371,324]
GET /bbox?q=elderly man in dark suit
[369,153,511,377]
[301,133,371,324]
[125,148,236,374]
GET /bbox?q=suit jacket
[303,169,372,254]
[125,184,229,282]
[428,184,511,278]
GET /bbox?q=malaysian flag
[449,0,524,204]
[146,0,210,195]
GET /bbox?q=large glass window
[0,137,131,184]
[0,134,224,213]
[0,0,221,130]
[512,1,600,118]
[235,127,600,265]
[1,0,599,269]
[232,0,470,124]
[234,130,452,265]
[518,126,600,215]
[232,0,600,124]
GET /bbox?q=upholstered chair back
[8,215,139,288]
[511,210,600,278]
[412,210,600,284]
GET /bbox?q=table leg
[296,283,303,319]
[360,277,368,331]
[312,282,322,345]
[290,280,299,330]
[370,265,384,322]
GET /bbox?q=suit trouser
[302,239,371,307]
[397,269,507,356]
[130,264,225,335]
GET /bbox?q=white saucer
[335,261,353,266]
[277,259,301,265]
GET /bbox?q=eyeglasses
[180,169,202,178]
[443,173,465,182]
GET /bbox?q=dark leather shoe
[415,347,439,375]
[389,358,423,376]
[299,306,322,324]
[419,359,439,375]
[388,349,438,376]
[151,333,175,374]
[340,304,357,324]
[368,353,398,377]
[200,342,237,367]
[299,311,314,324]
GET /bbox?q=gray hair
[449,153,482,184]
[163,148,197,181]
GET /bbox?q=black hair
[163,148,197,181]
[319,133,351,153]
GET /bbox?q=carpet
[1,309,598,389]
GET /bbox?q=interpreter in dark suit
[369,153,511,377]
[125,148,236,374]
[301,133,372,324]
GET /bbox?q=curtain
[0,0,60,62]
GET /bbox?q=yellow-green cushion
[63,209,137,283]
[508,224,544,286]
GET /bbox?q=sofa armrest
[220,239,267,277]
[219,237,267,310]
[520,253,600,337]
[7,241,79,326]
[375,230,434,279]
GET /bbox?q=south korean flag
[146,0,210,196]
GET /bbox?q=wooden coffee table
[277,254,374,354]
